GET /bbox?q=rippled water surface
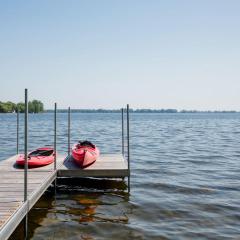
[1,112,240,239]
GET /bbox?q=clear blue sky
[0,0,240,110]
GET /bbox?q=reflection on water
[10,178,131,240]
[1,113,240,239]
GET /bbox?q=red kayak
[16,147,55,167]
[72,141,100,168]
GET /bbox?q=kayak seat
[78,140,95,149]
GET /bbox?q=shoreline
[0,110,238,114]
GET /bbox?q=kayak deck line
[0,153,128,240]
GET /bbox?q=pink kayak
[16,147,55,168]
[72,141,100,168]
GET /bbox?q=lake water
[1,112,240,240]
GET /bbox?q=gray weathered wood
[0,155,65,240]
[58,154,128,178]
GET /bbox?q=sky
[0,0,240,110]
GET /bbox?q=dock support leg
[54,178,57,210]
[54,178,57,195]
[24,215,28,240]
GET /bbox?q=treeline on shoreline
[0,100,44,113]
[1,104,237,114]
[45,109,238,113]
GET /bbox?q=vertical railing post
[17,108,19,154]
[24,89,28,201]
[68,107,71,156]
[54,103,57,170]
[121,108,124,156]
[24,88,28,239]
[127,104,130,192]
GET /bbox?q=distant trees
[0,101,16,113]
[16,102,25,113]
[28,100,44,113]
[45,108,178,113]
[134,109,178,113]
[0,100,44,113]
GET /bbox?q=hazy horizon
[1,1,240,111]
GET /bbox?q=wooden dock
[0,153,128,240]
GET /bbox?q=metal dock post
[24,88,28,239]
[16,108,19,154]
[68,107,71,156]
[54,103,57,195]
[121,108,124,156]
[127,104,130,192]
[54,103,57,170]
